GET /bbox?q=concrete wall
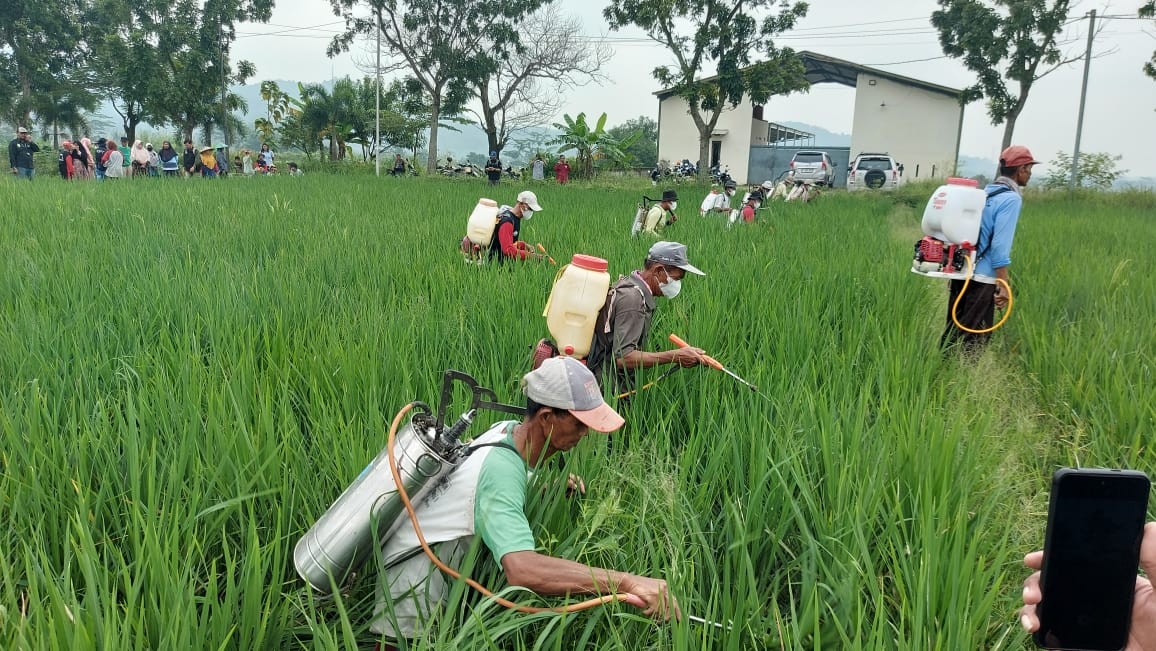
[748,146,852,189]
[657,94,756,183]
[849,73,962,181]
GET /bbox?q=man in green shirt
[371,357,679,648]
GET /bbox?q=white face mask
[659,270,682,299]
[669,201,678,211]
[521,207,533,220]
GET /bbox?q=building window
[752,105,764,120]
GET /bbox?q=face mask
[659,271,682,299]
[726,189,735,196]
[669,201,678,211]
[521,208,534,220]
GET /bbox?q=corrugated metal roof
[654,50,963,100]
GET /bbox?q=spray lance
[669,334,773,401]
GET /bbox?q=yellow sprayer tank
[544,254,611,358]
[466,198,500,245]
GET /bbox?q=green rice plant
[0,173,1151,650]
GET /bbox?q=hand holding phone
[1026,468,1151,650]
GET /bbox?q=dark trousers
[940,279,996,353]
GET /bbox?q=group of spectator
[9,127,299,180]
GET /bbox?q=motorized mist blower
[911,177,1015,333]
[911,177,987,279]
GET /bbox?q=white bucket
[921,178,986,246]
[466,198,500,245]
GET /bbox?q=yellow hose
[950,253,1013,334]
[385,403,635,614]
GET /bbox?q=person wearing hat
[484,150,503,186]
[9,127,40,179]
[488,190,545,264]
[586,241,706,395]
[370,357,680,648]
[731,190,763,226]
[642,189,678,235]
[199,146,219,178]
[940,144,1039,353]
[703,180,737,217]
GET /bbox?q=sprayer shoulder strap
[602,276,648,335]
[977,186,1015,259]
[464,441,519,457]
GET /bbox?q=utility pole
[1069,9,1095,192]
[220,19,230,163]
[375,8,381,177]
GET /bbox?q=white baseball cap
[522,357,624,433]
[517,190,543,212]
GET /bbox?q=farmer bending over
[586,241,706,396]
[370,357,679,649]
[487,190,544,264]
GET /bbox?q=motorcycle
[710,163,732,186]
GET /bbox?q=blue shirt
[974,183,1023,279]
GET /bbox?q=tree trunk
[426,95,441,175]
[20,71,32,126]
[698,135,710,182]
[1000,114,1017,152]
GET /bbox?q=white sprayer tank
[544,254,611,358]
[466,198,500,245]
[921,178,986,246]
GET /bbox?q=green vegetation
[1,175,1152,649]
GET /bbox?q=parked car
[788,150,836,186]
[847,153,902,191]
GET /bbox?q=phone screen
[1036,469,1150,650]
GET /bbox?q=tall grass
[0,174,1150,649]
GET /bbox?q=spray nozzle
[434,409,476,452]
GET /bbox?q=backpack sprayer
[292,370,640,615]
[910,178,1014,333]
[293,370,524,594]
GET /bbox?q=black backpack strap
[464,441,519,457]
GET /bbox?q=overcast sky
[234,0,1156,176]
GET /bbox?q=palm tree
[299,80,360,162]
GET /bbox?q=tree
[548,112,638,179]
[1041,150,1126,190]
[87,0,171,143]
[154,0,270,143]
[298,80,359,161]
[469,5,610,156]
[0,0,93,128]
[932,0,1082,149]
[608,116,659,168]
[604,0,809,178]
[1142,2,1155,80]
[327,0,548,174]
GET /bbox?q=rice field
[1,173,1152,650]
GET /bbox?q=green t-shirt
[473,427,535,561]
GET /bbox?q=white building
[655,51,965,185]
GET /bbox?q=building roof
[654,50,963,100]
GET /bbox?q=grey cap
[522,357,624,433]
[647,241,705,276]
[17,127,29,134]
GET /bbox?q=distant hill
[777,121,851,148]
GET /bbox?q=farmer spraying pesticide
[586,241,706,396]
[293,363,680,650]
[461,190,550,264]
[917,145,1036,354]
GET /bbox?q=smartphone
[1035,468,1150,650]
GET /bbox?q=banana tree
[549,112,637,179]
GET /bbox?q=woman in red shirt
[553,156,570,184]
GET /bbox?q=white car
[788,150,836,186]
[847,153,902,192]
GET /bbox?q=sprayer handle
[668,333,724,371]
